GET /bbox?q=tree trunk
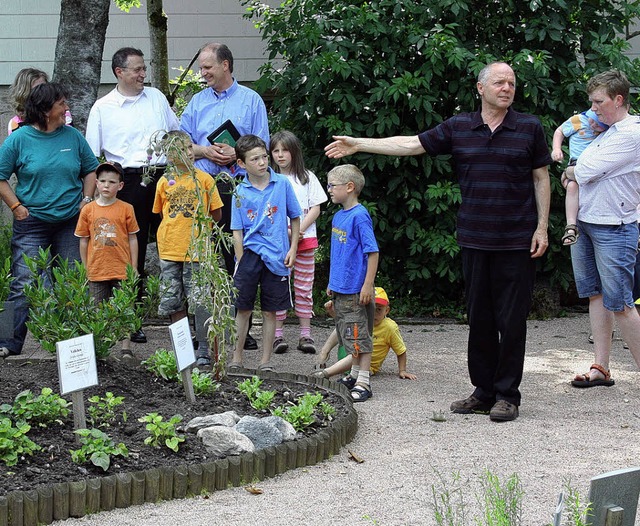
[147,0,170,99]
[53,0,111,134]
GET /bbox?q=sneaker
[130,328,147,344]
[489,400,519,422]
[273,337,289,354]
[450,395,493,414]
[244,333,258,350]
[297,337,316,354]
[310,369,328,379]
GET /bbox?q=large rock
[262,415,297,441]
[184,411,241,433]
[197,426,255,456]
[235,415,284,450]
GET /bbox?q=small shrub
[237,376,277,411]
[70,428,129,471]
[87,392,127,429]
[191,368,219,396]
[142,349,179,381]
[0,417,41,467]
[1,387,71,427]
[139,413,185,452]
[23,248,151,359]
[0,256,12,308]
[272,392,327,431]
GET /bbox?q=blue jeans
[571,221,638,311]
[0,214,80,354]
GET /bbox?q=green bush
[1,387,71,428]
[0,417,41,467]
[70,428,129,471]
[22,248,156,359]
[243,0,640,313]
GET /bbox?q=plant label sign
[56,333,99,395]
[169,317,196,372]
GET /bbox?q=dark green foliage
[244,0,640,312]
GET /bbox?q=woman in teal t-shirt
[0,83,98,358]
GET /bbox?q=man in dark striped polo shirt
[325,61,552,422]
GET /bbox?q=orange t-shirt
[75,199,139,281]
[153,168,224,262]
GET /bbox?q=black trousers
[461,248,536,406]
[118,168,164,299]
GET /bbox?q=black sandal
[562,224,579,246]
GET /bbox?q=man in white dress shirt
[86,47,179,343]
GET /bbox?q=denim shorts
[233,250,292,312]
[571,220,639,311]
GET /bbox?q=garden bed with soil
[0,358,353,499]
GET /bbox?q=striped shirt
[418,108,551,250]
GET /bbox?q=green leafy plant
[236,376,277,411]
[142,348,180,381]
[0,256,12,309]
[0,416,41,467]
[70,428,129,471]
[550,480,592,526]
[272,392,325,431]
[191,368,219,396]
[431,470,523,525]
[320,401,336,418]
[169,67,205,117]
[432,470,468,526]
[0,387,71,428]
[476,470,523,526]
[139,413,185,452]
[23,248,159,359]
[87,392,127,429]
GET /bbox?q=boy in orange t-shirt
[75,161,139,356]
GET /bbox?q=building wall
[0,0,274,85]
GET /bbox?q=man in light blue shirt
[180,43,270,178]
[181,42,270,349]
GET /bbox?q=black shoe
[244,333,258,350]
[130,328,147,344]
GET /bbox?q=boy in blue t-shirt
[326,164,379,402]
[230,135,302,371]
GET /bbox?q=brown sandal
[571,363,615,388]
[562,224,579,246]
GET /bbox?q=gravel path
[41,313,640,526]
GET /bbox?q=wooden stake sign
[168,317,196,403]
[56,333,99,441]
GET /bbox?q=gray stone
[235,415,284,450]
[262,415,297,441]
[185,411,241,433]
[197,426,255,457]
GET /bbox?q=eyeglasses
[326,183,347,190]
[122,66,147,73]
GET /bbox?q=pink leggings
[276,249,315,321]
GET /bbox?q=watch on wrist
[82,196,93,203]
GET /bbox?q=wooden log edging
[0,372,357,526]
